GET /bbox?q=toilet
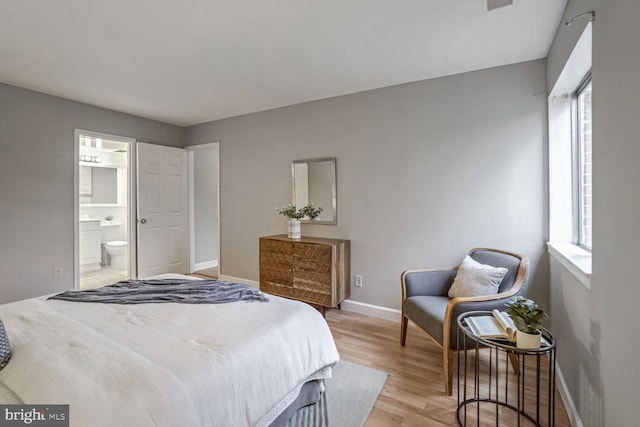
[105,241,127,270]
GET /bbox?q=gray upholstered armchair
[400,248,529,395]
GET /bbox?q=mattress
[0,275,339,426]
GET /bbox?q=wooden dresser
[259,235,350,314]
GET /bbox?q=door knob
[140,218,147,224]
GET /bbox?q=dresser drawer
[261,278,295,298]
[293,243,332,275]
[294,285,332,306]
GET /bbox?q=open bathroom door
[137,142,189,278]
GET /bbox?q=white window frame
[571,73,592,252]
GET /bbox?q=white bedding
[0,276,339,426]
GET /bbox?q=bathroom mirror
[79,165,119,205]
[292,157,337,224]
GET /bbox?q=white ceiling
[0,0,567,126]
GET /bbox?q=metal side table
[456,311,557,427]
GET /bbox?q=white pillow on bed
[448,255,508,298]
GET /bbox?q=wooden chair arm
[448,287,521,306]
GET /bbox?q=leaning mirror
[292,157,337,224]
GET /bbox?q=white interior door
[137,142,189,278]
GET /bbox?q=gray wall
[185,59,549,311]
[0,83,184,303]
[594,1,640,422]
[547,0,640,424]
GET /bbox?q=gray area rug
[325,360,388,427]
[284,360,388,427]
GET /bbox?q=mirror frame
[292,157,337,225]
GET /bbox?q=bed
[0,274,339,426]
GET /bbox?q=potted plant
[276,204,305,239]
[301,203,323,220]
[504,296,549,349]
[276,203,325,238]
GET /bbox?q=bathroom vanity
[79,219,101,273]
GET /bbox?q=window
[548,23,592,286]
[573,73,592,250]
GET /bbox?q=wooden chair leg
[508,352,520,375]
[400,315,408,346]
[443,349,454,396]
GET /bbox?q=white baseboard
[193,260,218,271]
[219,274,260,289]
[339,299,402,322]
[556,362,583,427]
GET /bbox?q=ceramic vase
[288,219,301,239]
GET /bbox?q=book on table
[466,310,517,341]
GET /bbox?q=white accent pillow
[448,255,508,298]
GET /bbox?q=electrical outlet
[354,275,363,288]
[53,266,64,280]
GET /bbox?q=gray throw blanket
[49,279,269,304]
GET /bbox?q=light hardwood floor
[325,308,571,427]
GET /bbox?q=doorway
[74,130,136,290]
[187,143,220,278]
